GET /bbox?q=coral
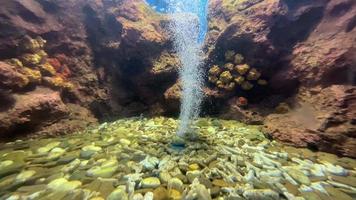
[39,62,57,76]
[224,50,235,62]
[225,82,236,91]
[35,36,46,49]
[234,54,244,65]
[234,76,245,85]
[22,36,41,53]
[247,68,261,81]
[43,76,74,90]
[22,67,42,83]
[207,51,265,93]
[5,58,23,68]
[208,76,218,83]
[219,71,233,83]
[20,54,43,66]
[224,63,234,71]
[216,80,224,89]
[47,57,71,78]
[208,65,221,76]
[37,50,48,60]
[241,81,253,90]
[235,64,250,75]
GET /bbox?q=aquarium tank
[0,0,355,199]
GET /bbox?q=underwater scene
[0,0,355,200]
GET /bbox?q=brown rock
[0,87,69,138]
[264,85,356,158]
[0,61,29,89]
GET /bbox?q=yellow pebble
[188,163,200,171]
[169,189,182,200]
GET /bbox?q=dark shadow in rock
[329,0,354,17]
[14,1,45,24]
[36,0,60,14]
[346,15,356,32]
[268,6,325,51]
[0,89,15,112]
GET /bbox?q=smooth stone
[87,165,118,178]
[47,178,82,192]
[80,145,102,159]
[210,186,221,198]
[317,152,338,164]
[168,189,182,200]
[62,159,81,173]
[192,183,212,200]
[107,186,129,200]
[186,170,201,183]
[212,179,233,187]
[36,141,61,154]
[243,189,279,200]
[284,182,299,196]
[325,186,353,200]
[337,157,356,169]
[286,168,311,186]
[159,171,172,184]
[120,138,131,145]
[0,175,16,191]
[140,177,161,189]
[330,175,356,188]
[198,177,213,189]
[144,191,154,200]
[133,193,144,200]
[57,153,78,164]
[84,179,115,198]
[301,191,322,200]
[17,184,47,193]
[168,178,184,191]
[140,156,159,171]
[188,163,200,171]
[14,170,36,183]
[322,162,348,176]
[91,198,105,200]
[153,187,169,200]
[0,160,24,178]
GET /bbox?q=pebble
[140,156,159,170]
[80,145,102,159]
[1,117,356,200]
[14,170,36,183]
[325,186,353,200]
[243,189,279,200]
[168,189,182,200]
[107,186,128,200]
[329,175,356,188]
[140,177,161,189]
[168,177,184,191]
[159,171,172,184]
[212,179,233,187]
[153,187,169,200]
[286,168,311,186]
[188,163,200,171]
[36,141,61,154]
[47,178,81,192]
[186,170,201,183]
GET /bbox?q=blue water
[145,0,209,42]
